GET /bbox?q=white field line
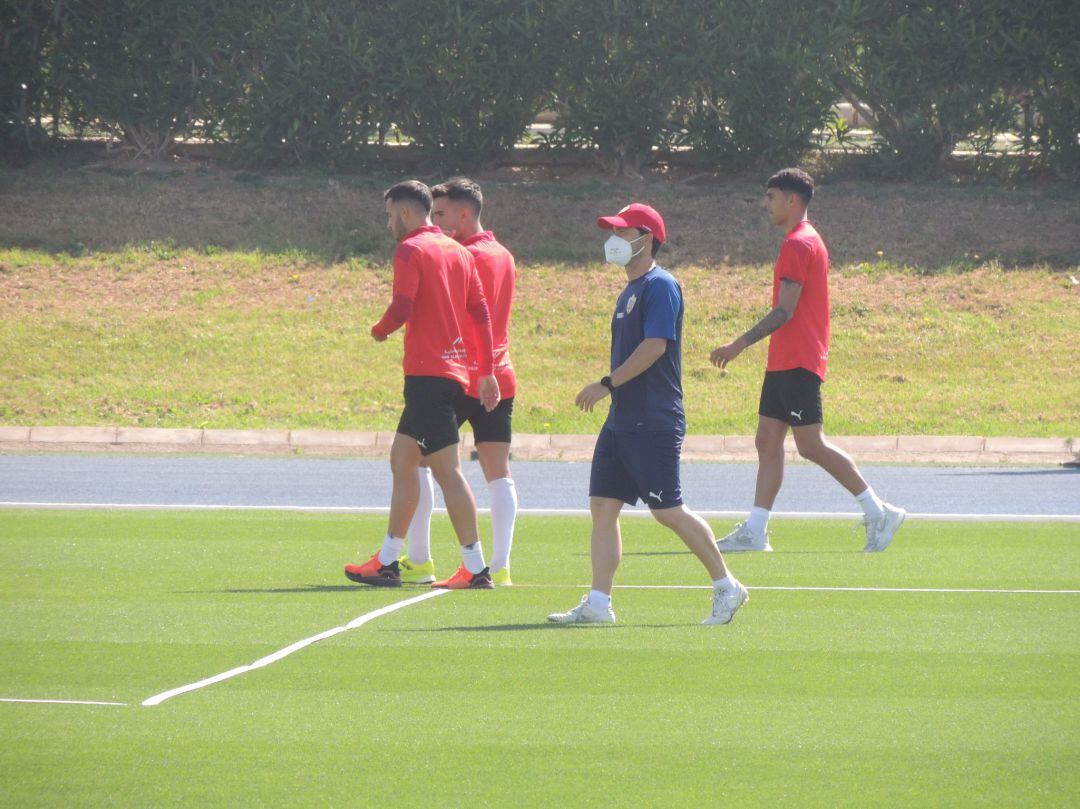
[1,501,1078,523]
[142,589,450,707]
[0,698,127,706]
[515,583,1080,595]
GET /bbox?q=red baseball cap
[597,203,666,245]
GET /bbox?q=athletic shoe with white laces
[547,595,616,625]
[702,581,749,625]
[863,503,906,552]
[716,521,773,553]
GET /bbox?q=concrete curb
[0,426,1076,465]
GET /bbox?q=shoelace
[711,589,732,616]
[854,515,877,533]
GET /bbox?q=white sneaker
[716,521,772,552]
[863,504,906,552]
[547,595,616,624]
[702,582,749,625]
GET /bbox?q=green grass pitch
[1,509,1077,807]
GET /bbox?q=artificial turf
[1,509,1077,807]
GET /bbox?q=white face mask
[604,233,647,266]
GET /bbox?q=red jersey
[766,220,830,381]
[373,225,494,389]
[460,231,517,399]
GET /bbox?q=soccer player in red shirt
[710,169,905,552]
[344,180,501,589]
[400,178,519,586]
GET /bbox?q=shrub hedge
[3,0,1077,174]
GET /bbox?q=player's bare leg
[652,505,748,624]
[754,415,788,508]
[344,432,422,587]
[476,442,511,482]
[791,424,866,495]
[426,442,493,588]
[718,416,785,552]
[651,505,728,580]
[792,424,906,552]
[388,432,423,538]
[589,496,624,595]
[548,497,621,624]
[425,443,482,547]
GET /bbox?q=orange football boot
[344,552,401,587]
[432,564,493,590]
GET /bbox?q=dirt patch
[1,162,1078,270]
[3,249,1070,325]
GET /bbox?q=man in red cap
[548,203,748,626]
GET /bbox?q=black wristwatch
[600,376,615,392]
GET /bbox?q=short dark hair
[637,228,662,258]
[431,177,483,216]
[766,168,814,204]
[384,180,432,213]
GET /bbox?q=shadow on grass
[175,584,432,594]
[573,550,862,556]
[572,550,690,557]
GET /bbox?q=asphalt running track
[0,454,1077,519]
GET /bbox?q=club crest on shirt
[625,293,637,314]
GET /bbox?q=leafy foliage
[4,0,1078,175]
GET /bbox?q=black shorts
[396,376,467,456]
[589,427,684,509]
[456,395,514,444]
[759,368,824,427]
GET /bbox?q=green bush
[49,0,227,158]
[0,0,56,150]
[210,1,397,166]
[12,0,1076,174]
[544,0,700,175]
[829,0,1013,175]
[671,0,843,168]
[981,1,1080,174]
[392,0,558,168]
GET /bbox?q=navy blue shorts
[589,427,684,509]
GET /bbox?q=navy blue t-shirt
[605,266,685,433]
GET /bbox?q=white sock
[487,477,517,573]
[588,589,611,610]
[406,467,435,564]
[713,575,740,593]
[746,507,770,536]
[378,533,406,566]
[856,487,885,521]
[461,540,486,574]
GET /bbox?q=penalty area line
[142,588,450,707]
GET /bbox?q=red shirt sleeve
[776,238,812,285]
[372,244,421,338]
[465,260,495,376]
[371,294,414,338]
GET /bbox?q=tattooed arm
[710,279,803,368]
